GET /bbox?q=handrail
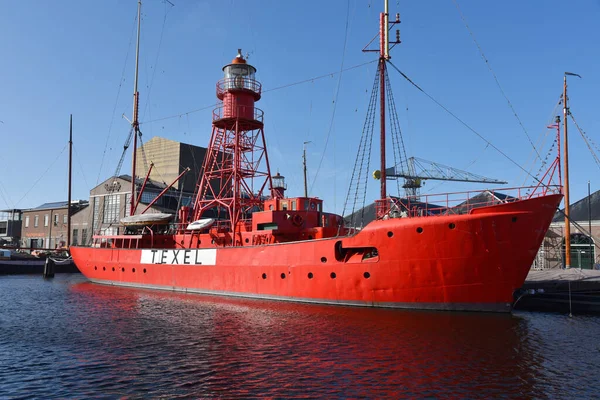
[376,185,562,219]
[216,77,262,97]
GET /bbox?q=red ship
[71,1,562,312]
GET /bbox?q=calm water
[1,274,599,399]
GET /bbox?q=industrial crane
[385,156,507,198]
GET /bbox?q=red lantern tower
[193,50,273,243]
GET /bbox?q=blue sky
[0,0,599,215]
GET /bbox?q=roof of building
[553,189,600,222]
[28,200,89,211]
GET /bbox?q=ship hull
[71,194,562,312]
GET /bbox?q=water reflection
[69,282,539,398]
[2,275,598,398]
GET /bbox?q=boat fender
[292,214,303,227]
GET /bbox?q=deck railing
[376,185,562,219]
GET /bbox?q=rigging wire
[343,63,380,226]
[72,145,89,190]
[570,111,600,171]
[142,0,174,121]
[96,10,138,185]
[387,61,548,187]
[16,144,68,207]
[452,0,541,161]
[310,0,352,195]
[385,66,409,197]
[139,61,377,126]
[520,97,562,186]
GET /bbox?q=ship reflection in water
[0,275,598,398]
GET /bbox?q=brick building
[135,136,207,193]
[21,201,88,249]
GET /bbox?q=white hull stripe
[140,249,217,265]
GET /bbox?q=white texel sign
[140,249,217,265]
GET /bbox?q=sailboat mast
[562,74,571,268]
[379,0,389,201]
[130,0,142,216]
[68,115,72,247]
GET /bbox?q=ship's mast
[303,141,311,197]
[67,114,72,247]
[379,0,389,201]
[130,0,142,216]
[562,72,581,269]
[563,74,572,268]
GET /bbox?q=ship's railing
[376,185,562,219]
[217,77,262,97]
[212,105,264,123]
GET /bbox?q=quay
[514,269,600,313]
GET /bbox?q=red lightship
[71,1,562,312]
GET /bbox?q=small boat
[120,213,174,227]
[186,218,215,231]
[0,249,77,275]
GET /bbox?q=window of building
[92,197,100,232]
[44,214,49,227]
[25,216,29,228]
[72,229,78,246]
[0,221,7,236]
[81,229,88,245]
[34,215,39,227]
[54,214,59,226]
[63,214,68,224]
[125,193,131,217]
[103,194,121,223]
[141,191,162,206]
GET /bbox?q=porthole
[245,238,249,243]
[387,231,394,238]
[330,272,337,279]
[102,266,106,271]
[364,272,371,279]
[132,268,136,273]
[122,267,125,272]
[112,267,115,272]
[262,273,267,279]
[94,266,97,270]
[416,227,423,234]
[448,223,456,229]
[321,257,327,263]
[308,272,314,279]
[281,273,286,279]
[143,268,147,274]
